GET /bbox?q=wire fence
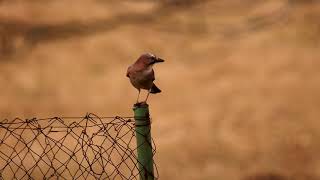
[0,113,158,180]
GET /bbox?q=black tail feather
[150,84,161,94]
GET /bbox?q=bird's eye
[149,58,156,65]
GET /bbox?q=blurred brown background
[0,0,320,179]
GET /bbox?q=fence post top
[133,102,150,125]
[133,102,149,110]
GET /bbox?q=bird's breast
[129,69,154,89]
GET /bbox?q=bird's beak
[154,58,165,63]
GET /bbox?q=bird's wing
[149,69,155,81]
[126,66,131,77]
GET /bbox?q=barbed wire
[0,113,158,180]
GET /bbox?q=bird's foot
[134,101,148,107]
[140,101,147,105]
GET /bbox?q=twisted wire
[0,113,158,180]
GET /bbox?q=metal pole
[133,103,154,180]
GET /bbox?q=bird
[126,53,164,104]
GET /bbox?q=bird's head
[137,53,165,67]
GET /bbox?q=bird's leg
[136,89,141,103]
[144,89,151,103]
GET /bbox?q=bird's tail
[150,84,161,94]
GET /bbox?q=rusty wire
[0,113,158,180]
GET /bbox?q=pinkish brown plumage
[127,53,164,103]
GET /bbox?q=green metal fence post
[133,103,154,180]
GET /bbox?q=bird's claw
[134,101,148,107]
